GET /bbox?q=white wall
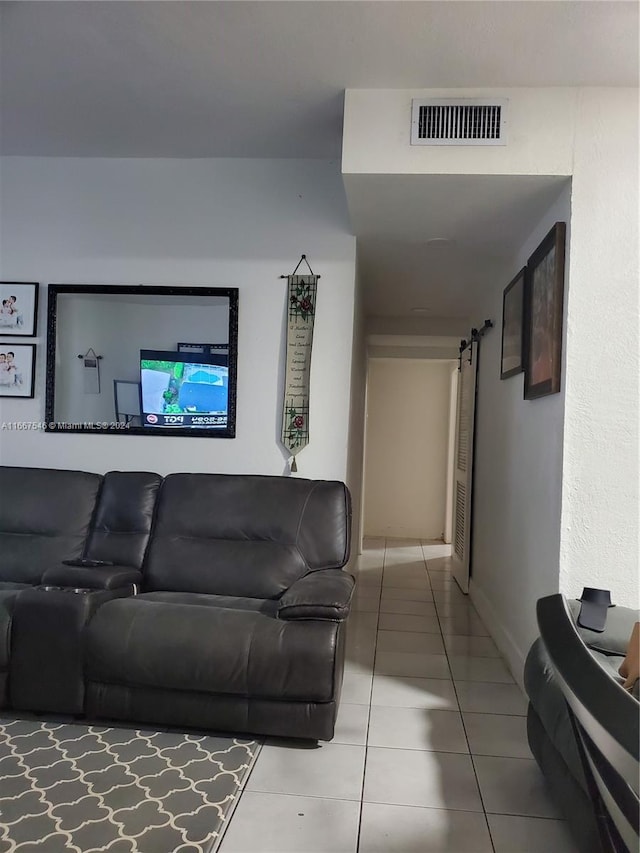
[364,358,453,539]
[559,89,639,607]
[0,157,356,481]
[345,255,367,561]
[472,183,571,681]
[343,88,575,177]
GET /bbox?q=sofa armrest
[277,570,355,621]
[41,564,142,591]
[567,600,640,656]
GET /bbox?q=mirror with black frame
[45,285,238,437]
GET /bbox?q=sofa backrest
[0,466,102,584]
[143,473,351,598]
[85,471,162,568]
[536,594,639,853]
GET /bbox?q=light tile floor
[219,538,579,853]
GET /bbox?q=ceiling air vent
[411,98,508,146]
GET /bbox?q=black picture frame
[524,222,566,400]
[500,267,525,379]
[0,282,39,337]
[45,285,238,437]
[0,343,36,398]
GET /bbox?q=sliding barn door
[451,340,478,593]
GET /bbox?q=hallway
[219,539,579,852]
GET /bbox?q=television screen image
[140,349,228,429]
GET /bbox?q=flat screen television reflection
[140,349,228,430]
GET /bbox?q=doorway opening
[362,357,458,547]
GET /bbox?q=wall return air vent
[411,98,508,146]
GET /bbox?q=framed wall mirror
[45,285,238,437]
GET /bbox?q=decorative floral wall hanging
[280,256,319,472]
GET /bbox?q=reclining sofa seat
[42,469,163,591]
[85,472,353,741]
[2,467,161,711]
[0,466,103,705]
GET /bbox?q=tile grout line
[423,545,497,853]
[214,737,266,851]
[353,537,385,853]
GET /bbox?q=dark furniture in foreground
[525,595,639,853]
[0,466,353,740]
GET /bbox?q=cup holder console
[39,585,92,594]
[12,584,135,714]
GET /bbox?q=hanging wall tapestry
[281,256,319,472]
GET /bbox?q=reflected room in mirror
[45,285,238,437]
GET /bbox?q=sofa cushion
[0,467,102,584]
[86,471,162,568]
[86,596,340,702]
[143,473,351,598]
[138,591,278,615]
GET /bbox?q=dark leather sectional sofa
[524,599,639,852]
[0,466,353,740]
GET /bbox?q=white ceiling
[1,1,636,321]
[1,1,637,158]
[346,173,570,317]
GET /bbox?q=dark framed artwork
[0,282,39,336]
[524,222,566,400]
[0,344,36,398]
[500,267,525,379]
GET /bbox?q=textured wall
[559,89,639,608]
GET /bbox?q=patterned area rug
[0,718,261,853]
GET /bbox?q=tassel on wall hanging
[280,255,320,473]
